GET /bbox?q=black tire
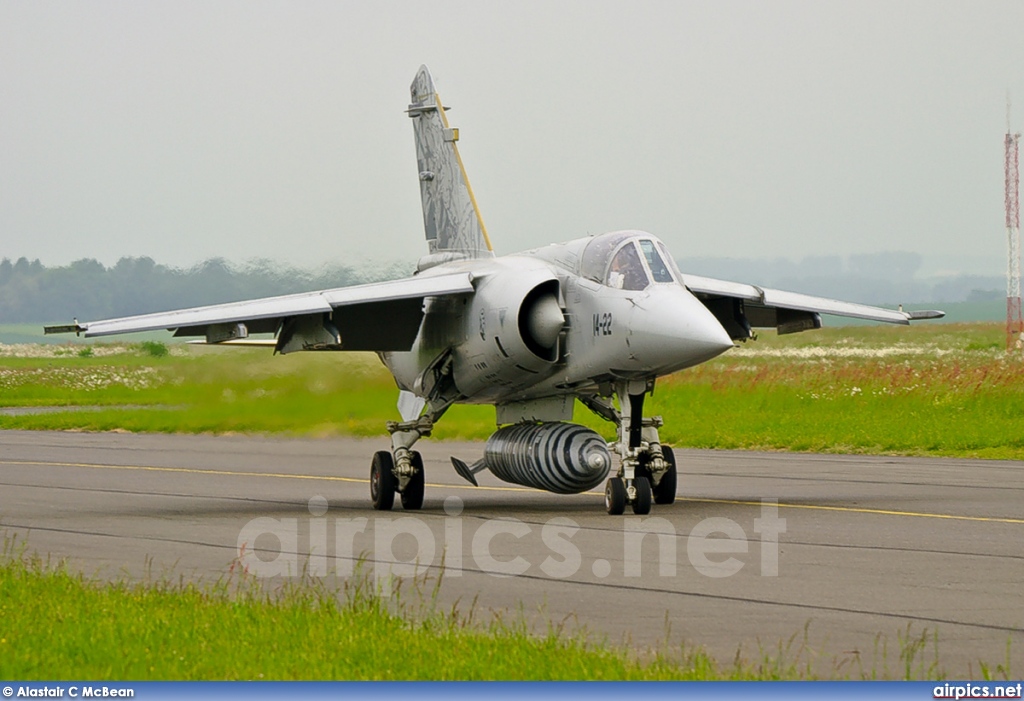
[632,476,652,515]
[653,446,677,505]
[605,477,627,515]
[370,451,396,511]
[400,450,425,510]
[635,459,653,484]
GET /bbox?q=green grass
[0,549,770,681]
[4,544,1003,679]
[0,344,496,438]
[646,325,1024,459]
[1,323,1023,459]
[1,545,983,681]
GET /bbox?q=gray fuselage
[381,230,734,410]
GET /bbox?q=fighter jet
[45,66,943,515]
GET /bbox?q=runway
[1,429,1022,676]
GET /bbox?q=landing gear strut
[371,401,451,511]
[581,380,678,515]
[370,416,430,512]
[638,445,677,505]
[400,451,425,510]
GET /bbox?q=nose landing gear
[581,380,678,516]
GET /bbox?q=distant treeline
[0,256,411,324]
[0,251,1003,325]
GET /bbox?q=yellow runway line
[0,459,533,494]
[678,496,1024,526]
[4,459,1022,524]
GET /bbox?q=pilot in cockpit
[606,243,649,291]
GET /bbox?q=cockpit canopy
[579,231,679,291]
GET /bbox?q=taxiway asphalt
[1,430,1021,675]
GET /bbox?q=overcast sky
[2,1,1024,276]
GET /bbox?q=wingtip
[43,323,86,336]
[905,310,945,321]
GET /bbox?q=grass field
[1,322,1021,460]
[1,544,974,681]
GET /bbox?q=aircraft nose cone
[629,287,734,371]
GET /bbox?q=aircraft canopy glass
[580,231,678,290]
[606,243,648,290]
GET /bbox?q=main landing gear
[372,354,460,511]
[370,413,439,511]
[582,380,678,516]
[370,449,425,510]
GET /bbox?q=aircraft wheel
[605,477,626,515]
[653,446,677,505]
[632,476,652,515]
[400,450,425,510]
[635,459,653,484]
[370,451,396,511]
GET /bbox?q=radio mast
[1005,96,1022,349]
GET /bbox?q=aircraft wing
[682,273,943,337]
[44,271,476,353]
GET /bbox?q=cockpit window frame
[638,239,676,284]
[656,241,683,282]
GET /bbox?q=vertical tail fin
[408,66,493,259]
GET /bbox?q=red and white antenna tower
[1005,96,1022,350]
